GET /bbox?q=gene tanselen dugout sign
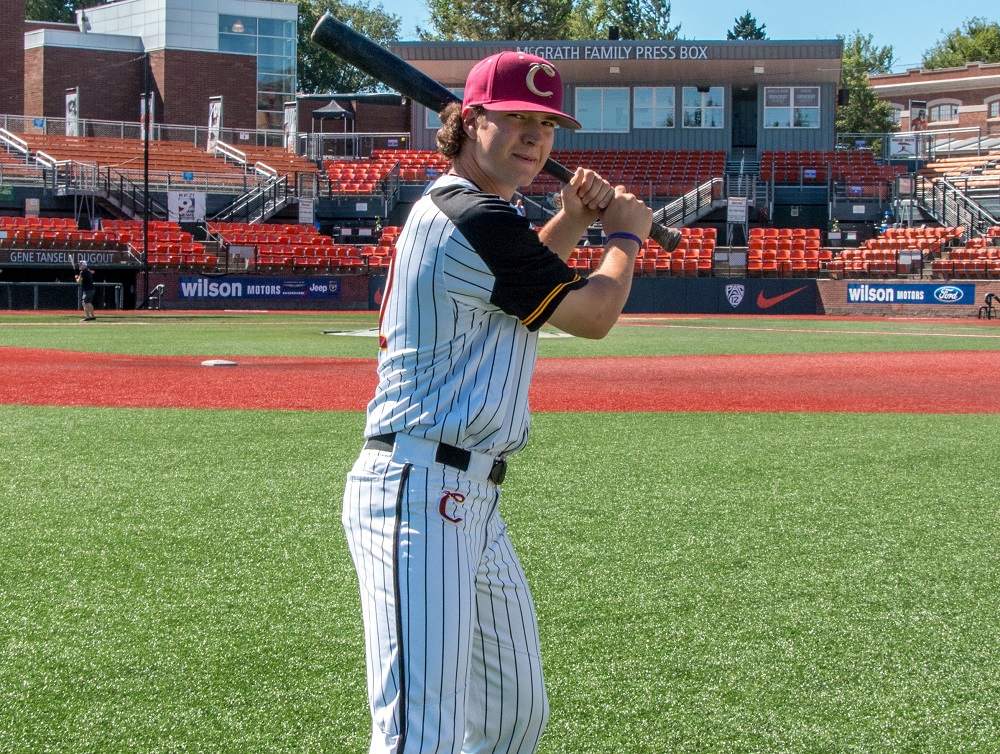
[0,250,124,266]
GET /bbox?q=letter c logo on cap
[526,63,556,98]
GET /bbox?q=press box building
[392,38,844,157]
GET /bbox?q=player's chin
[514,163,544,188]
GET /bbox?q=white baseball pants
[343,435,548,754]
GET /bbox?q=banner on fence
[167,191,206,223]
[178,276,342,300]
[846,283,975,305]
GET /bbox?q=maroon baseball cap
[462,51,581,130]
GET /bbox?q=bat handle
[648,222,682,252]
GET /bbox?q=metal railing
[0,114,286,150]
[838,127,989,161]
[211,174,293,224]
[654,178,724,228]
[0,128,29,156]
[307,132,411,161]
[915,174,997,239]
[0,281,123,310]
[103,168,169,222]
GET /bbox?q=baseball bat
[310,12,681,252]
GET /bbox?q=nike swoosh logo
[757,287,808,309]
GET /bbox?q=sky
[378,0,999,73]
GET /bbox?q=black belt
[364,433,507,485]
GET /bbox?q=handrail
[214,140,247,166]
[653,178,723,228]
[0,128,29,155]
[915,174,997,240]
[105,167,169,221]
[0,113,286,150]
[34,150,62,168]
[211,173,290,224]
[254,161,278,177]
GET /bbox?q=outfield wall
[817,279,1000,318]
[131,273,1000,319]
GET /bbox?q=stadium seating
[825,226,968,279]
[229,145,320,182]
[0,215,121,252]
[761,150,905,200]
[208,220,369,272]
[918,152,1000,186]
[17,134,251,191]
[524,150,726,198]
[103,219,214,268]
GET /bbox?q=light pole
[142,51,151,306]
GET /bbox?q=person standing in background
[76,259,96,321]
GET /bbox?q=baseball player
[75,259,97,321]
[342,50,652,753]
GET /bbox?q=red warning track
[3,347,1000,413]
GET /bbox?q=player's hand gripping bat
[310,12,682,252]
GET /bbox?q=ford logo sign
[934,286,964,303]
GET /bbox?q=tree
[569,0,680,41]
[294,0,401,94]
[421,0,573,41]
[727,11,766,40]
[836,31,896,136]
[922,17,1000,69]
[26,0,83,24]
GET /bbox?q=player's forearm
[537,209,591,262]
[547,239,639,339]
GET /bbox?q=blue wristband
[606,232,643,249]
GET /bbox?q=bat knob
[650,224,682,252]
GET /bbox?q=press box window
[764,86,820,129]
[682,87,724,129]
[575,88,630,133]
[634,87,675,128]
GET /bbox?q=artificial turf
[2,406,999,752]
[2,311,1000,358]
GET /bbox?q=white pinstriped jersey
[365,174,587,457]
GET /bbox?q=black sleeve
[431,184,587,331]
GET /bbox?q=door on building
[732,86,758,151]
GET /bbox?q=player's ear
[461,106,480,139]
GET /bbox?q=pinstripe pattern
[365,175,584,457]
[345,173,575,753]
[344,451,547,753]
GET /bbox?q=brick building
[869,62,1000,136]
[17,0,297,132]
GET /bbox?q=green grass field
[2,313,1000,752]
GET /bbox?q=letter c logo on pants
[439,491,465,523]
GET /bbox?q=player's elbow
[548,299,621,339]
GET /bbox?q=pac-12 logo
[439,491,465,524]
[726,284,745,308]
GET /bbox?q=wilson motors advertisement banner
[846,283,975,305]
[178,277,342,300]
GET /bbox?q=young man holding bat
[342,51,652,753]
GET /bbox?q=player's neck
[449,154,516,202]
